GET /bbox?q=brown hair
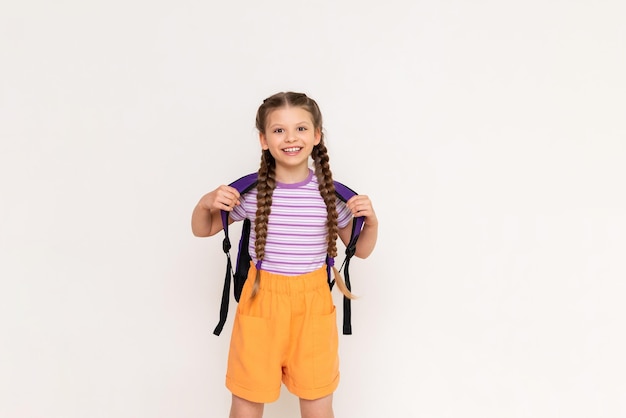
[250,92,355,299]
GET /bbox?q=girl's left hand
[346,195,378,227]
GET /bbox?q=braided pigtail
[312,139,356,300]
[251,149,276,298]
[254,91,352,298]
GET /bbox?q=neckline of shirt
[275,169,314,189]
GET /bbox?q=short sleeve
[336,198,352,229]
[229,196,247,222]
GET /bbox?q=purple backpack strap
[220,172,259,233]
[214,173,258,336]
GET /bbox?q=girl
[191,92,378,418]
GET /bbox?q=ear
[259,132,269,150]
[314,128,322,146]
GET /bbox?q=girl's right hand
[199,185,241,212]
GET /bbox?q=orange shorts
[226,263,339,403]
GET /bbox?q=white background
[1,1,625,417]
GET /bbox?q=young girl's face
[260,106,321,178]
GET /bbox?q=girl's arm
[191,185,241,237]
[338,195,378,259]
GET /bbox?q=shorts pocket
[228,312,278,389]
[310,306,339,385]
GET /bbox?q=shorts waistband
[249,262,329,295]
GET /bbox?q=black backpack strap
[213,208,233,336]
[213,173,258,336]
[233,218,252,302]
[333,180,366,335]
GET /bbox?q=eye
[297,126,307,132]
[273,128,284,133]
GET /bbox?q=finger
[225,195,237,207]
[226,188,241,204]
[350,202,362,216]
[218,192,234,206]
[224,186,241,200]
[214,193,234,210]
[351,196,369,207]
[220,199,234,211]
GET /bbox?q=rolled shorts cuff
[285,372,340,401]
[226,375,281,404]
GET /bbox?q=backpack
[213,172,365,336]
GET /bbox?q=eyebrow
[268,121,312,129]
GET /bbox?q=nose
[286,132,297,142]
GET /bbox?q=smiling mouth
[283,147,302,153]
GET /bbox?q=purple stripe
[270,213,326,218]
[272,194,318,199]
[263,260,325,267]
[270,221,326,226]
[265,245,327,252]
[264,260,326,266]
[272,230,326,238]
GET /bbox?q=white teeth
[283,147,301,152]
